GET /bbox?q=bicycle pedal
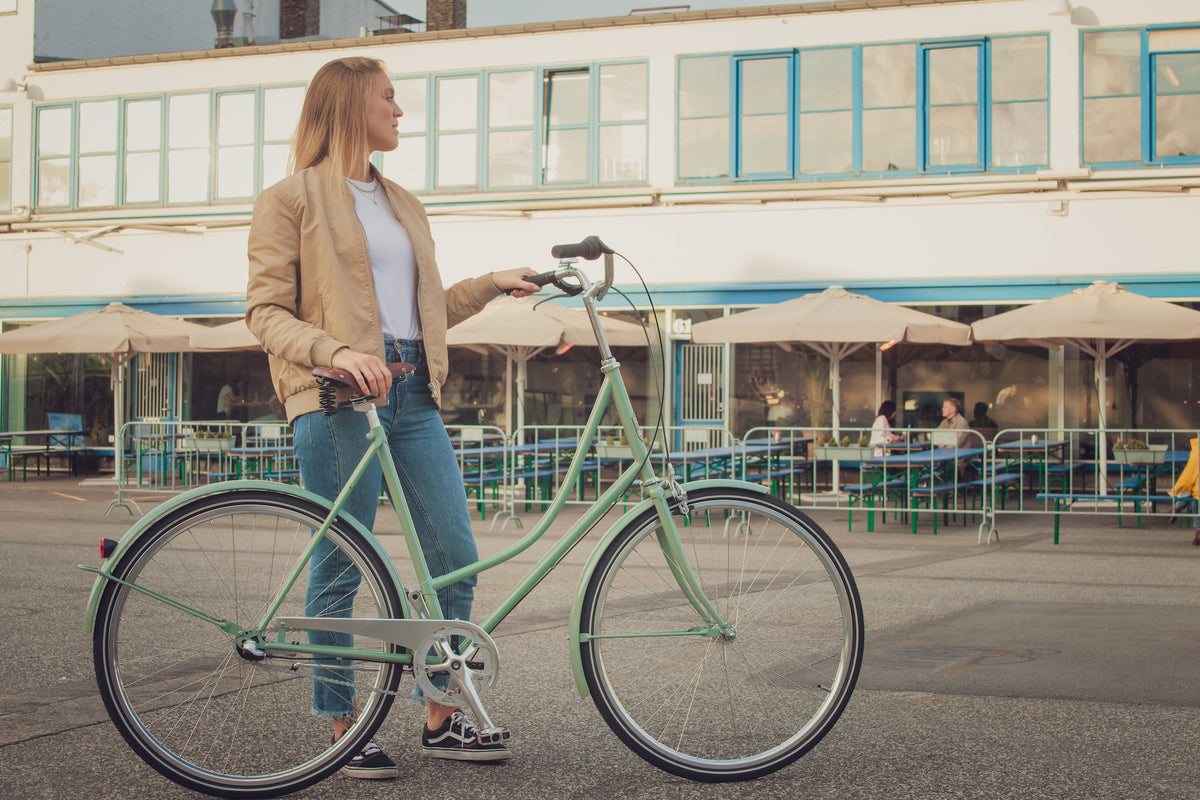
[476,727,510,745]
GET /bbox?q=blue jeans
[295,338,478,718]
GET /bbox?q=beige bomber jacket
[245,161,500,423]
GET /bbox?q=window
[262,86,304,188]
[678,35,1048,182]
[382,77,428,189]
[436,75,479,189]
[167,94,209,203]
[124,98,162,204]
[598,62,648,183]
[1083,26,1200,167]
[678,56,730,179]
[0,106,11,211]
[486,70,535,188]
[799,48,853,175]
[32,84,305,211]
[35,105,71,207]
[736,55,791,177]
[543,68,590,184]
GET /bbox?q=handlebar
[550,235,612,260]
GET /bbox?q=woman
[246,56,539,776]
[869,400,901,457]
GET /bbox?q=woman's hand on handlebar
[491,268,543,299]
[330,347,392,398]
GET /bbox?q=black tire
[92,490,404,798]
[579,488,863,781]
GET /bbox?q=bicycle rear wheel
[92,490,404,798]
[579,487,862,782]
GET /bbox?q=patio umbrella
[971,280,1200,485]
[691,285,972,432]
[189,318,260,351]
[446,296,647,436]
[0,302,210,502]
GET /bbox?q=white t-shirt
[347,177,421,341]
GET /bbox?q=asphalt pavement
[1,474,1197,800]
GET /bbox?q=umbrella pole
[1096,351,1109,493]
[830,355,842,493]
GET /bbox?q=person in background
[246,56,541,777]
[970,401,997,429]
[869,400,901,456]
[936,397,972,448]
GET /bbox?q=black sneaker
[421,711,511,762]
[339,738,399,779]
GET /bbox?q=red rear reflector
[100,538,119,559]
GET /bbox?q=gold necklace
[347,179,379,206]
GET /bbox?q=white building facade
[1,0,1198,439]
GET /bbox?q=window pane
[436,132,476,187]
[928,47,978,105]
[38,107,72,156]
[991,101,1047,167]
[487,129,533,187]
[169,95,209,148]
[79,101,117,152]
[217,93,255,146]
[1155,94,1200,158]
[0,107,11,157]
[216,144,254,198]
[125,99,161,151]
[261,143,288,188]
[928,106,979,166]
[78,154,116,206]
[438,77,477,130]
[168,148,209,202]
[799,110,852,174]
[599,63,646,123]
[992,36,1048,102]
[1149,27,1200,52]
[1083,97,1141,162]
[741,58,788,115]
[546,70,590,127]
[0,162,10,210]
[1083,31,1140,96]
[678,117,729,178]
[863,44,916,107]
[395,78,427,134]
[38,158,70,205]
[800,48,852,111]
[679,56,728,118]
[488,71,534,127]
[383,136,425,189]
[740,114,788,174]
[263,86,303,141]
[863,108,915,171]
[124,151,159,203]
[599,124,645,183]
[544,128,588,183]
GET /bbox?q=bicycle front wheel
[92,490,405,798]
[579,487,863,782]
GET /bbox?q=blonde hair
[289,56,387,178]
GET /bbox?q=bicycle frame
[82,258,748,696]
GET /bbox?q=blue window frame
[1083,25,1200,168]
[678,34,1048,183]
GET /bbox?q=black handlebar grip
[525,271,559,287]
[550,235,611,261]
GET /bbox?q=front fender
[80,480,382,633]
[566,479,766,698]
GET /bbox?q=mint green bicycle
[82,237,863,798]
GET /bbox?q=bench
[1035,492,1195,544]
[844,478,906,532]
